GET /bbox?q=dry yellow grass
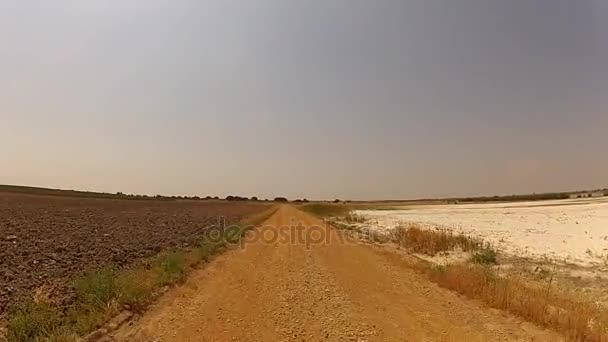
[394,224,484,256]
[419,264,608,341]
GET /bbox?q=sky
[1,0,607,200]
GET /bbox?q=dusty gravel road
[112,205,561,341]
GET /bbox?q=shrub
[472,247,497,265]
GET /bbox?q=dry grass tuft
[394,224,484,256]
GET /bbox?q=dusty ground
[0,192,266,312]
[112,205,561,341]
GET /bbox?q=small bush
[472,247,497,265]
[7,299,63,341]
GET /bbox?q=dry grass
[415,263,608,341]
[394,224,484,256]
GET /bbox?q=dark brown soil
[0,192,267,312]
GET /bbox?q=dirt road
[112,205,561,341]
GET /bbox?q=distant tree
[226,195,249,201]
[251,196,258,201]
[333,199,341,203]
[274,197,288,202]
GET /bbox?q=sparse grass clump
[394,224,483,256]
[74,268,118,309]
[155,252,186,286]
[7,299,63,341]
[198,239,226,261]
[115,269,154,310]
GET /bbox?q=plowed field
[0,192,266,312]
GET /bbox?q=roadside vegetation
[4,207,276,342]
[411,261,608,341]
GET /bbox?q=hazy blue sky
[1,1,607,200]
